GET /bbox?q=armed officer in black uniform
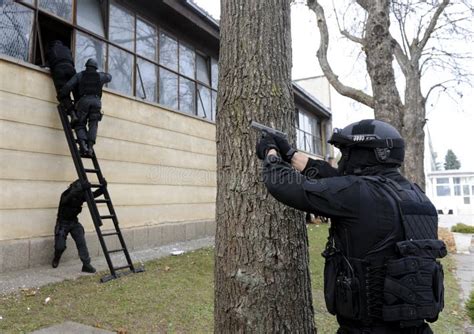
[59,58,112,156]
[46,40,79,123]
[53,180,105,273]
[256,119,446,334]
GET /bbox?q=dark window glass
[454,185,461,196]
[38,0,73,21]
[464,197,470,205]
[0,2,34,61]
[159,32,177,71]
[211,58,218,89]
[136,58,157,103]
[196,53,210,85]
[179,43,194,78]
[179,77,195,114]
[109,3,134,50]
[296,110,322,155]
[159,68,178,109]
[75,31,105,71]
[463,185,470,196]
[197,84,211,119]
[136,18,156,61]
[108,45,133,95]
[211,90,217,121]
[453,177,461,184]
[77,0,105,37]
[436,178,449,184]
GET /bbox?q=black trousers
[74,96,102,144]
[54,220,91,264]
[337,322,432,334]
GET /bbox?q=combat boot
[52,252,62,268]
[87,141,95,156]
[70,110,79,127]
[78,140,89,157]
[82,263,96,273]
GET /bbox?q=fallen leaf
[20,288,37,297]
[43,297,51,305]
[164,266,171,272]
[116,328,128,334]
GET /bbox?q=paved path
[0,237,214,295]
[31,321,114,334]
[454,253,474,303]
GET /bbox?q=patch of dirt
[439,227,456,253]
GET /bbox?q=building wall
[293,76,331,110]
[0,57,217,271]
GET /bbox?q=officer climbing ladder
[47,40,143,282]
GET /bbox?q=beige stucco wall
[0,57,217,241]
[294,76,331,110]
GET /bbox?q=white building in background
[426,170,474,215]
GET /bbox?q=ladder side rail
[57,106,117,277]
[90,156,136,271]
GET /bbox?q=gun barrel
[251,121,287,137]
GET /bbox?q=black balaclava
[338,147,399,175]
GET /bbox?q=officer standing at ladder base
[59,58,112,156]
[256,119,446,334]
[53,180,105,273]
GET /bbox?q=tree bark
[363,0,404,130]
[215,0,316,333]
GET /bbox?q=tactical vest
[78,71,102,97]
[57,189,84,221]
[322,176,446,328]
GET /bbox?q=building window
[136,58,157,102]
[38,0,73,21]
[159,32,178,71]
[436,177,451,197]
[463,185,470,196]
[136,17,156,61]
[159,67,178,109]
[464,197,471,205]
[179,77,195,114]
[109,3,134,51]
[108,45,133,95]
[179,43,195,78]
[196,53,210,85]
[0,2,34,62]
[75,31,106,71]
[77,0,106,37]
[211,58,218,89]
[197,84,211,119]
[296,109,322,155]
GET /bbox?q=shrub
[451,223,474,234]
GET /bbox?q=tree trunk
[402,67,426,188]
[363,0,404,130]
[215,0,316,332]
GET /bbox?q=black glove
[256,133,278,160]
[271,133,297,163]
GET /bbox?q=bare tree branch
[333,4,365,44]
[413,0,450,61]
[307,0,374,108]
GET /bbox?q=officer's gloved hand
[271,133,297,163]
[256,133,278,160]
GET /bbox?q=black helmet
[329,119,405,167]
[85,58,98,69]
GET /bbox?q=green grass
[0,226,467,333]
[451,223,474,234]
[467,290,474,324]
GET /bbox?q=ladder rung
[101,232,118,237]
[90,183,102,188]
[100,215,115,220]
[107,248,125,254]
[84,168,99,173]
[113,265,132,271]
[95,199,110,204]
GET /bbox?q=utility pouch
[335,275,360,320]
[382,240,446,324]
[322,249,339,315]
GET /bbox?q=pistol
[251,121,287,138]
